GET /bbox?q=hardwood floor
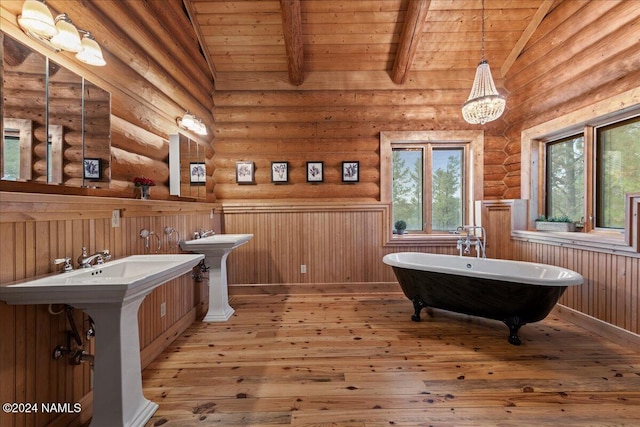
[143,292,640,426]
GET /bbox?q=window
[380,131,483,240]
[2,133,20,180]
[392,145,466,232]
[545,135,585,222]
[543,115,639,231]
[596,118,640,229]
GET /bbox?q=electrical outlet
[300,264,307,274]
[111,209,120,227]
[160,302,166,318]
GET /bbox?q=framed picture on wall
[83,158,101,179]
[236,161,255,184]
[271,161,289,183]
[190,162,206,185]
[306,161,323,183]
[342,161,359,183]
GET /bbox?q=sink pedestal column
[83,295,157,427]
[203,252,235,322]
[179,234,253,323]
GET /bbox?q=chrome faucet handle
[54,257,73,272]
[81,246,88,257]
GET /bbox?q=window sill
[512,230,639,257]
[384,233,460,247]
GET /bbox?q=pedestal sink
[179,234,253,322]
[0,254,204,427]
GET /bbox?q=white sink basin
[0,253,204,427]
[0,254,204,306]
[179,234,253,322]
[179,233,253,252]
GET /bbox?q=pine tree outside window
[390,144,467,234]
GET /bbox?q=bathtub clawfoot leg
[411,296,426,321]
[504,317,523,346]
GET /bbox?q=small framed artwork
[190,162,206,185]
[271,161,289,183]
[306,161,323,183]
[342,161,359,183]
[83,158,101,179]
[236,161,255,184]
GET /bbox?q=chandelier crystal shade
[462,0,505,125]
[462,60,505,125]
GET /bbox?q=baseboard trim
[553,304,640,352]
[229,282,401,296]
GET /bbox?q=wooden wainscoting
[221,201,459,288]
[513,240,640,337]
[0,192,216,427]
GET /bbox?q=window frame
[391,143,469,233]
[521,93,640,243]
[539,115,639,233]
[380,131,484,244]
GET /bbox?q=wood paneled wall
[221,202,458,285]
[513,240,639,335]
[502,0,640,198]
[0,192,217,427]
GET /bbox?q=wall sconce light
[17,0,106,66]
[177,113,207,136]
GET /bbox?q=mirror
[82,79,111,187]
[1,33,46,181]
[169,133,206,200]
[1,32,111,188]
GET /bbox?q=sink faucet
[194,229,215,239]
[452,225,486,259]
[77,247,111,269]
[54,257,73,272]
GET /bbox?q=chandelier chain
[481,0,485,60]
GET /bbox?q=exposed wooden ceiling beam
[391,0,431,85]
[500,0,555,78]
[280,0,304,86]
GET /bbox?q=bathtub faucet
[454,225,486,259]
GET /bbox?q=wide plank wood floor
[143,292,640,426]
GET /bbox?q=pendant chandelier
[462,0,505,125]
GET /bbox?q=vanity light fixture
[177,113,207,136]
[17,0,106,66]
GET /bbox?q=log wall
[213,90,508,201]
[1,0,215,200]
[501,0,640,198]
[0,192,218,427]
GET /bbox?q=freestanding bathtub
[382,252,583,345]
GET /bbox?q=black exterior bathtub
[383,252,583,345]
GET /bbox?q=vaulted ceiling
[185,0,553,91]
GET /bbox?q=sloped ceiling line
[500,0,555,78]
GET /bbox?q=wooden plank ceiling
[186,0,553,90]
